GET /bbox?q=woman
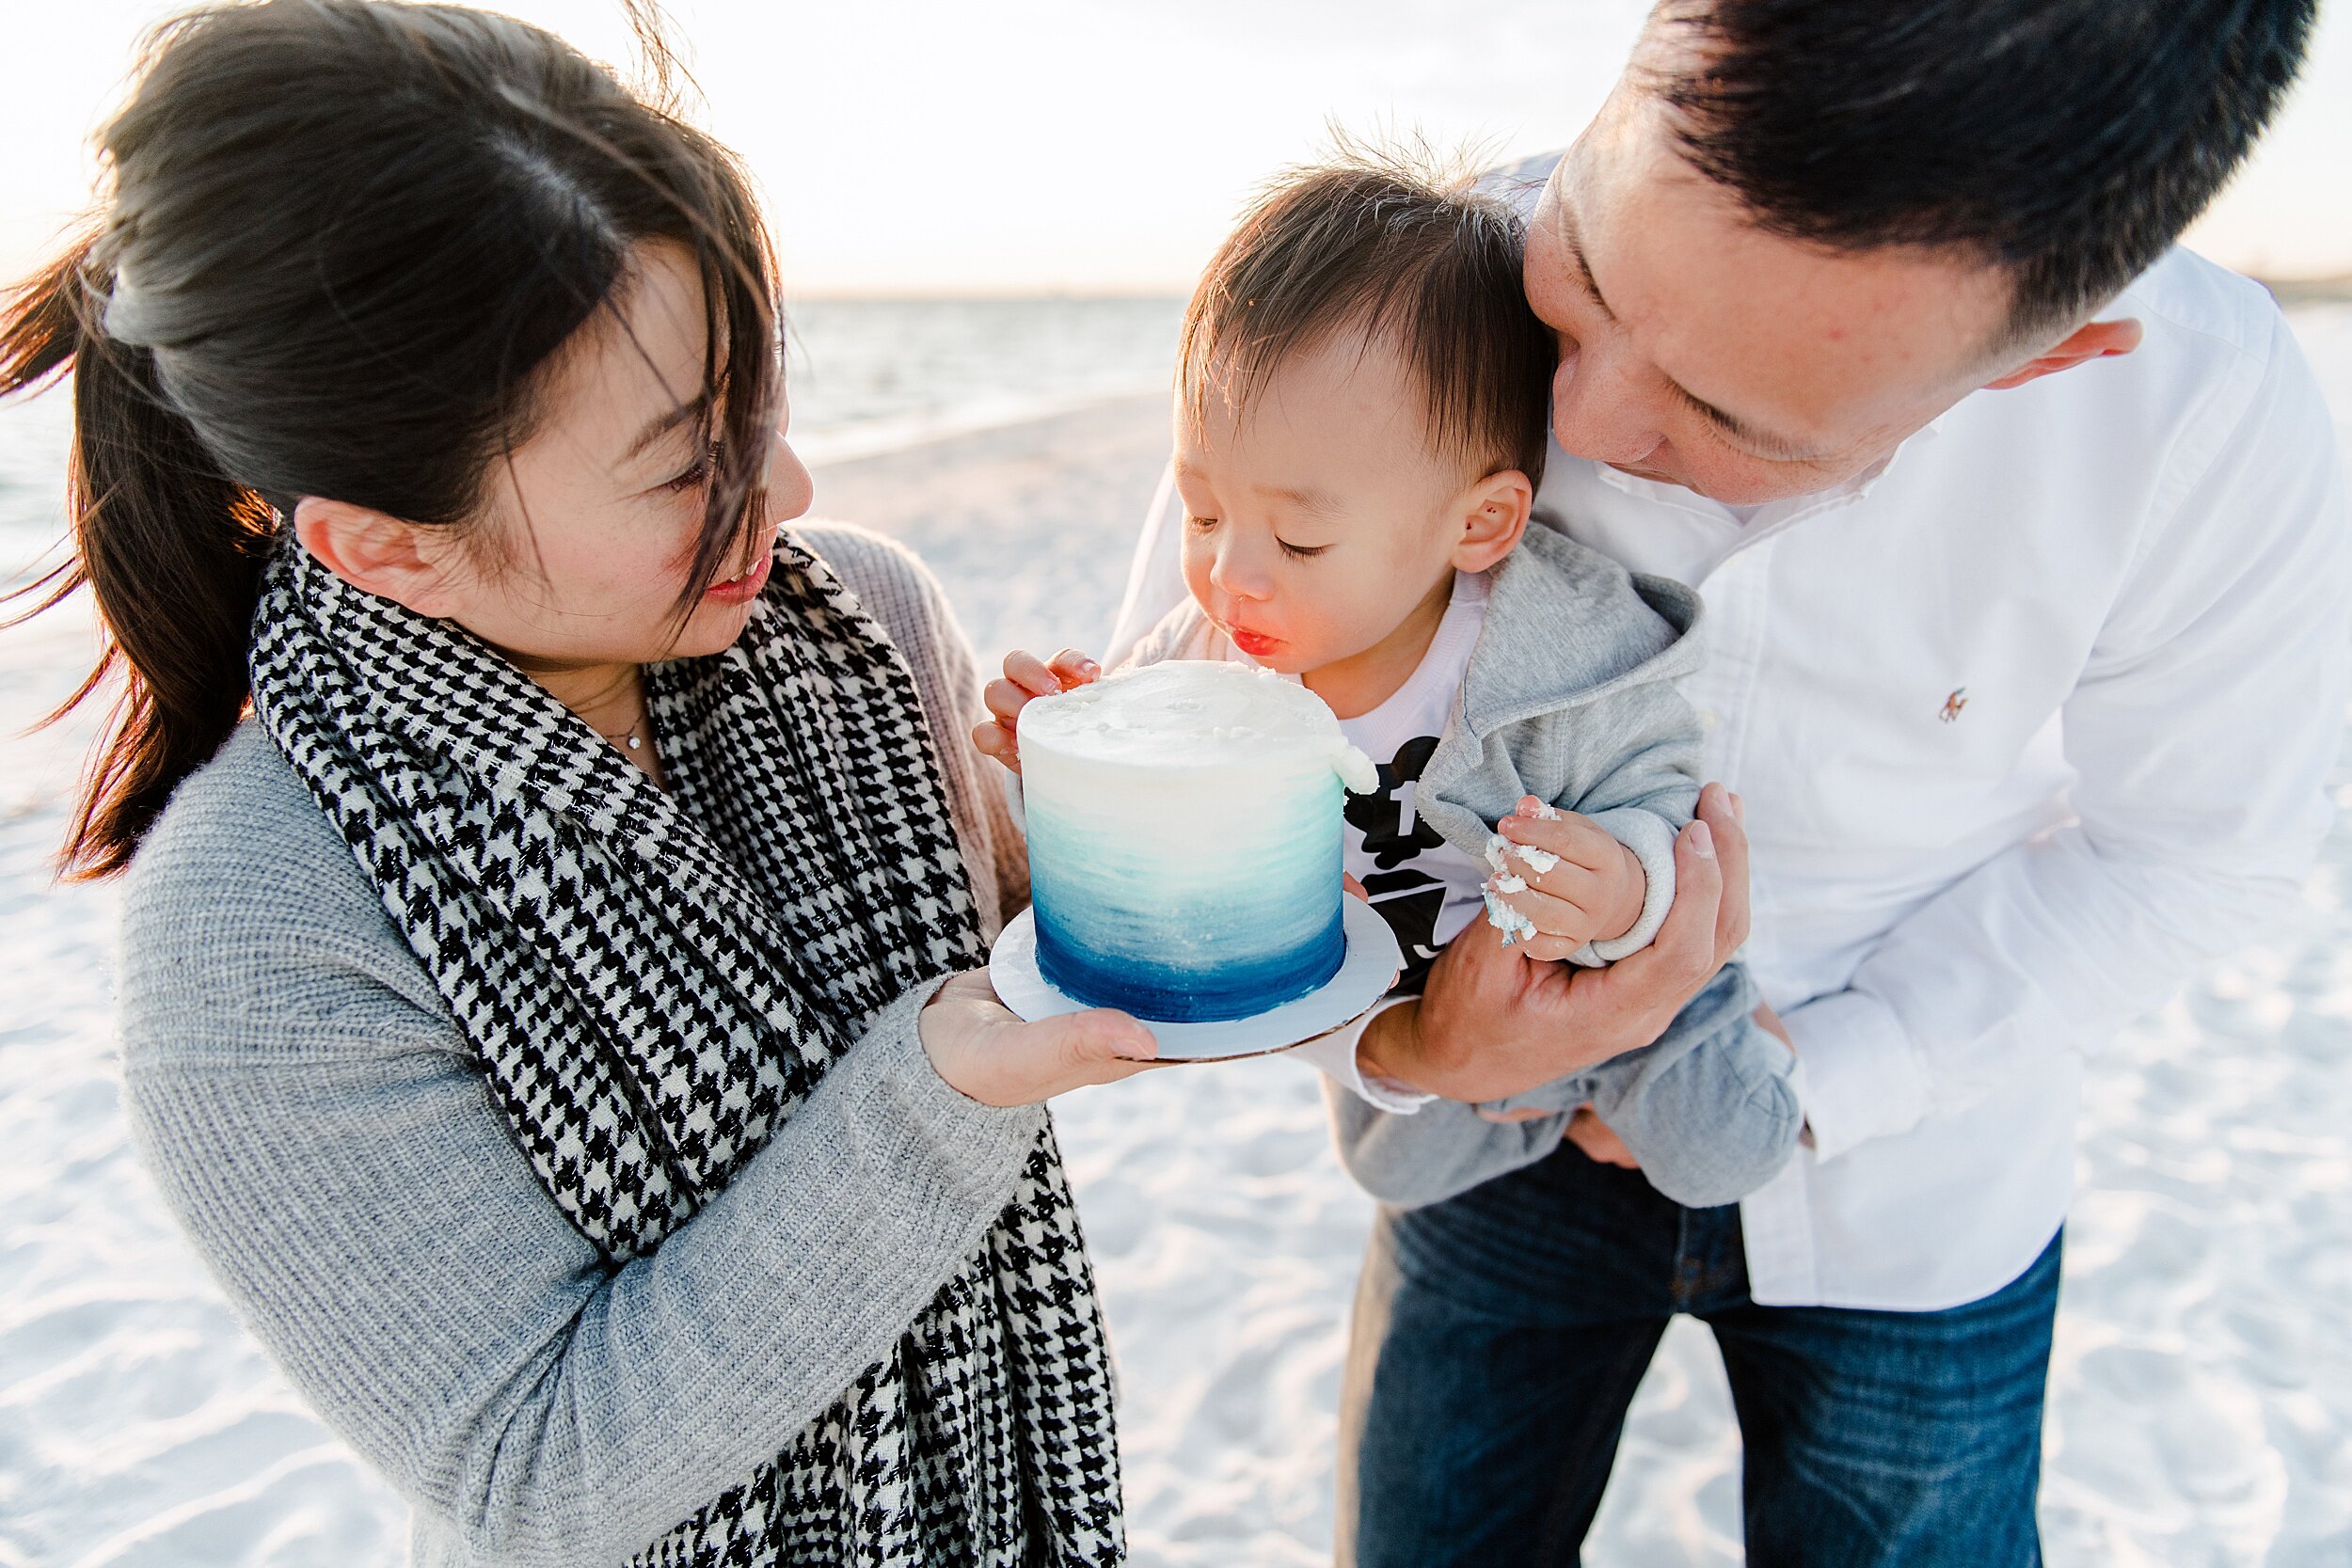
[2,3,1155,1562]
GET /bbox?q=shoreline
[807,390,1170,662]
[2263,274,2352,306]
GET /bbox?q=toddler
[977,153,1800,1208]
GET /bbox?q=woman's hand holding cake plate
[918,970,1161,1106]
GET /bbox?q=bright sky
[3,0,2348,295]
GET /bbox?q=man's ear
[293,497,462,616]
[1452,469,1533,574]
[1982,317,2145,391]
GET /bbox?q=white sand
[6,309,2352,1565]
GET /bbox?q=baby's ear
[1452,469,1533,573]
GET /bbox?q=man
[1106,1,2348,1563]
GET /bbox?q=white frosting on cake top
[1023,660,1377,793]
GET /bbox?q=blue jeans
[1337,1141,2060,1568]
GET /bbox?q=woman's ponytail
[2,238,277,879]
[2,0,787,878]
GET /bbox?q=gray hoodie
[1143,525,1803,1210]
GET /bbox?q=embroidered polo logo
[1940,687,1969,723]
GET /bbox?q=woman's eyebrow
[623,392,711,463]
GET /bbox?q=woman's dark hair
[1646,0,2318,350]
[1,0,781,878]
[1181,145,1555,486]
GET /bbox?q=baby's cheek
[1270,578,1375,664]
[1179,544,1215,608]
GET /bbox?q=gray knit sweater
[116,523,1049,1568]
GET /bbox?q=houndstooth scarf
[247,534,1123,1566]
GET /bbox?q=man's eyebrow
[624,392,710,464]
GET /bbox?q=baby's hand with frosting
[973,648,1101,774]
[1478,796,1647,961]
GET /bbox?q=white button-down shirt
[1106,245,2350,1312]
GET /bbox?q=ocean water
[782,295,1185,465]
[0,294,1186,574]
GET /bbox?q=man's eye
[1277,538,1327,561]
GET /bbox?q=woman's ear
[1451,469,1533,574]
[293,497,464,616]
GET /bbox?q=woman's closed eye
[661,441,721,495]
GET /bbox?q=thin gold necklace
[585,669,647,753]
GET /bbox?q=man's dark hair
[1181,147,1555,483]
[1646,0,2319,348]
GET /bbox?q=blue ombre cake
[1020,661,1377,1023]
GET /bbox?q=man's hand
[972,648,1100,772]
[1361,784,1750,1102]
[1474,1101,1641,1166]
[1565,1107,1640,1167]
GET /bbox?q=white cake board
[988,898,1405,1063]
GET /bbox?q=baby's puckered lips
[1216,617,1284,658]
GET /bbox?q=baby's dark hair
[1180,146,1554,485]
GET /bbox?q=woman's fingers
[971,720,1019,768]
[983,676,1034,723]
[983,651,1098,770]
[1000,649,1064,696]
[1036,1007,1160,1094]
[1060,1006,1159,1064]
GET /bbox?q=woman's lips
[704,551,773,605]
